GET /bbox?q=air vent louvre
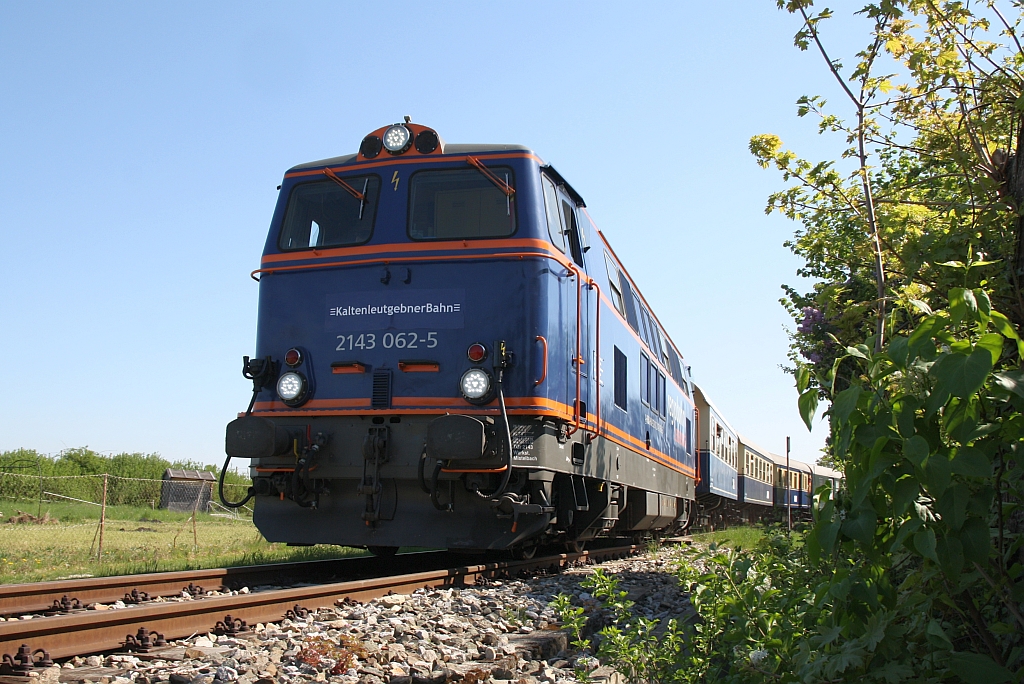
[372,369,392,409]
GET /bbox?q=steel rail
[0,551,459,618]
[0,545,639,661]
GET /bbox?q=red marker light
[467,343,487,363]
[284,348,302,367]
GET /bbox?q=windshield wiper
[467,156,515,216]
[323,168,368,219]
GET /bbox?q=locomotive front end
[223,122,571,553]
[225,121,699,554]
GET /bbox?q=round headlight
[460,368,493,404]
[414,129,439,154]
[360,135,382,159]
[382,124,412,154]
[277,371,307,405]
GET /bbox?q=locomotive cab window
[560,194,585,266]
[408,168,516,240]
[279,175,380,250]
[542,176,565,252]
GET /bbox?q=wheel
[566,540,586,554]
[367,546,399,557]
[512,544,538,560]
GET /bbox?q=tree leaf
[947,651,1014,683]
[903,435,930,466]
[935,483,969,530]
[922,453,952,496]
[927,619,953,648]
[841,506,876,544]
[930,350,993,398]
[796,365,810,393]
[949,287,967,325]
[992,369,1024,400]
[959,516,991,564]
[973,288,991,324]
[914,527,938,562]
[893,476,919,515]
[908,315,942,360]
[829,385,862,426]
[846,345,868,359]
[799,388,819,431]
[990,311,1020,340]
[975,333,1003,366]
[887,335,910,368]
[936,535,964,579]
[909,299,932,315]
[951,446,991,478]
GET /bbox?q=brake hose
[219,453,255,509]
[219,386,258,509]
[473,371,514,499]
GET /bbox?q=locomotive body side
[226,124,698,552]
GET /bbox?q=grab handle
[534,336,548,386]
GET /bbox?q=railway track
[0,544,640,666]
[0,551,469,618]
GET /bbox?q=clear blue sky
[0,2,871,464]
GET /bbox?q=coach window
[604,253,626,316]
[279,175,381,250]
[613,347,628,410]
[408,168,516,240]
[542,176,566,252]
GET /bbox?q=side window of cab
[542,176,565,253]
[542,175,586,267]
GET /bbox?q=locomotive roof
[289,144,535,172]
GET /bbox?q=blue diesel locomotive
[221,121,835,553]
[222,121,697,555]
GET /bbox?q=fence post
[190,481,204,552]
[36,459,43,520]
[97,473,108,560]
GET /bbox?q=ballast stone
[75,547,692,684]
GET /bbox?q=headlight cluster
[360,123,441,159]
[382,124,412,154]
[277,371,308,406]
[460,368,493,404]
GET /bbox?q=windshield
[279,175,380,250]
[408,168,516,240]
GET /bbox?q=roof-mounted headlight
[415,129,440,154]
[277,371,308,406]
[460,368,494,405]
[360,135,382,159]
[382,124,412,154]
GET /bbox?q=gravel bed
[45,546,693,684]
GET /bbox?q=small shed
[160,469,216,512]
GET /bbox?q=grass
[0,497,370,584]
[692,525,766,551]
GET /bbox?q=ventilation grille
[372,369,392,409]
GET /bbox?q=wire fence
[0,472,256,575]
